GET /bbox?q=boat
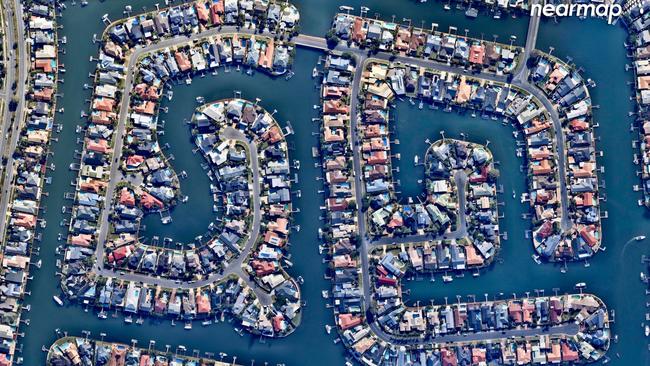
[642,272,647,282]
[646,325,649,337]
[184,322,192,330]
[512,189,516,199]
[61,206,66,214]
[98,310,107,319]
[465,7,478,18]
[325,325,332,334]
[444,3,451,10]
[52,296,63,306]
[414,155,419,165]
[442,275,453,283]
[635,235,646,241]
[124,316,133,324]
[575,282,587,289]
[312,67,318,78]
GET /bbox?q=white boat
[312,67,318,78]
[124,316,133,324]
[642,272,647,282]
[645,325,649,337]
[414,155,419,165]
[575,282,586,289]
[53,296,63,306]
[442,275,453,283]
[325,325,332,334]
[635,235,646,241]
[184,322,192,330]
[444,4,451,10]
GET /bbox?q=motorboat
[53,296,63,306]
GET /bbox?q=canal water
[20,0,648,365]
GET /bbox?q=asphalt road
[53,14,573,342]
[331,11,580,345]
[0,0,27,243]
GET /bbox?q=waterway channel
[18,0,650,365]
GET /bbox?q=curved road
[335,12,578,346]
[60,11,569,343]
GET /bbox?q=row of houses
[65,0,300,264]
[0,1,60,364]
[58,2,302,339]
[358,57,599,262]
[317,52,376,361]
[368,246,611,364]
[358,62,502,269]
[528,55,603,261]
[47,336,240,366]
[62,96,303,336]
[624,3,650,208]
[107,0,299,44]
[96,32,292,277]
[65,31,295,279]
[331,13,520,75]
[62,72,300,338]
[197,99,302,332]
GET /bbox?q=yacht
[312,67,318,78]
[635,235,646,241]
[53,296,63,306]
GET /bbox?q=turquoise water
[19,1,649,365]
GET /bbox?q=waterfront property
[623,5,650,208]
[330,13,521,76]
[60,101,302,339]
[364,138,500,272]
[0,1,60,363]
[47,336,242,366]
[332,13,604,264]
[0,0,631,364]
[314,8,611,364]
[55,1,303,339]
